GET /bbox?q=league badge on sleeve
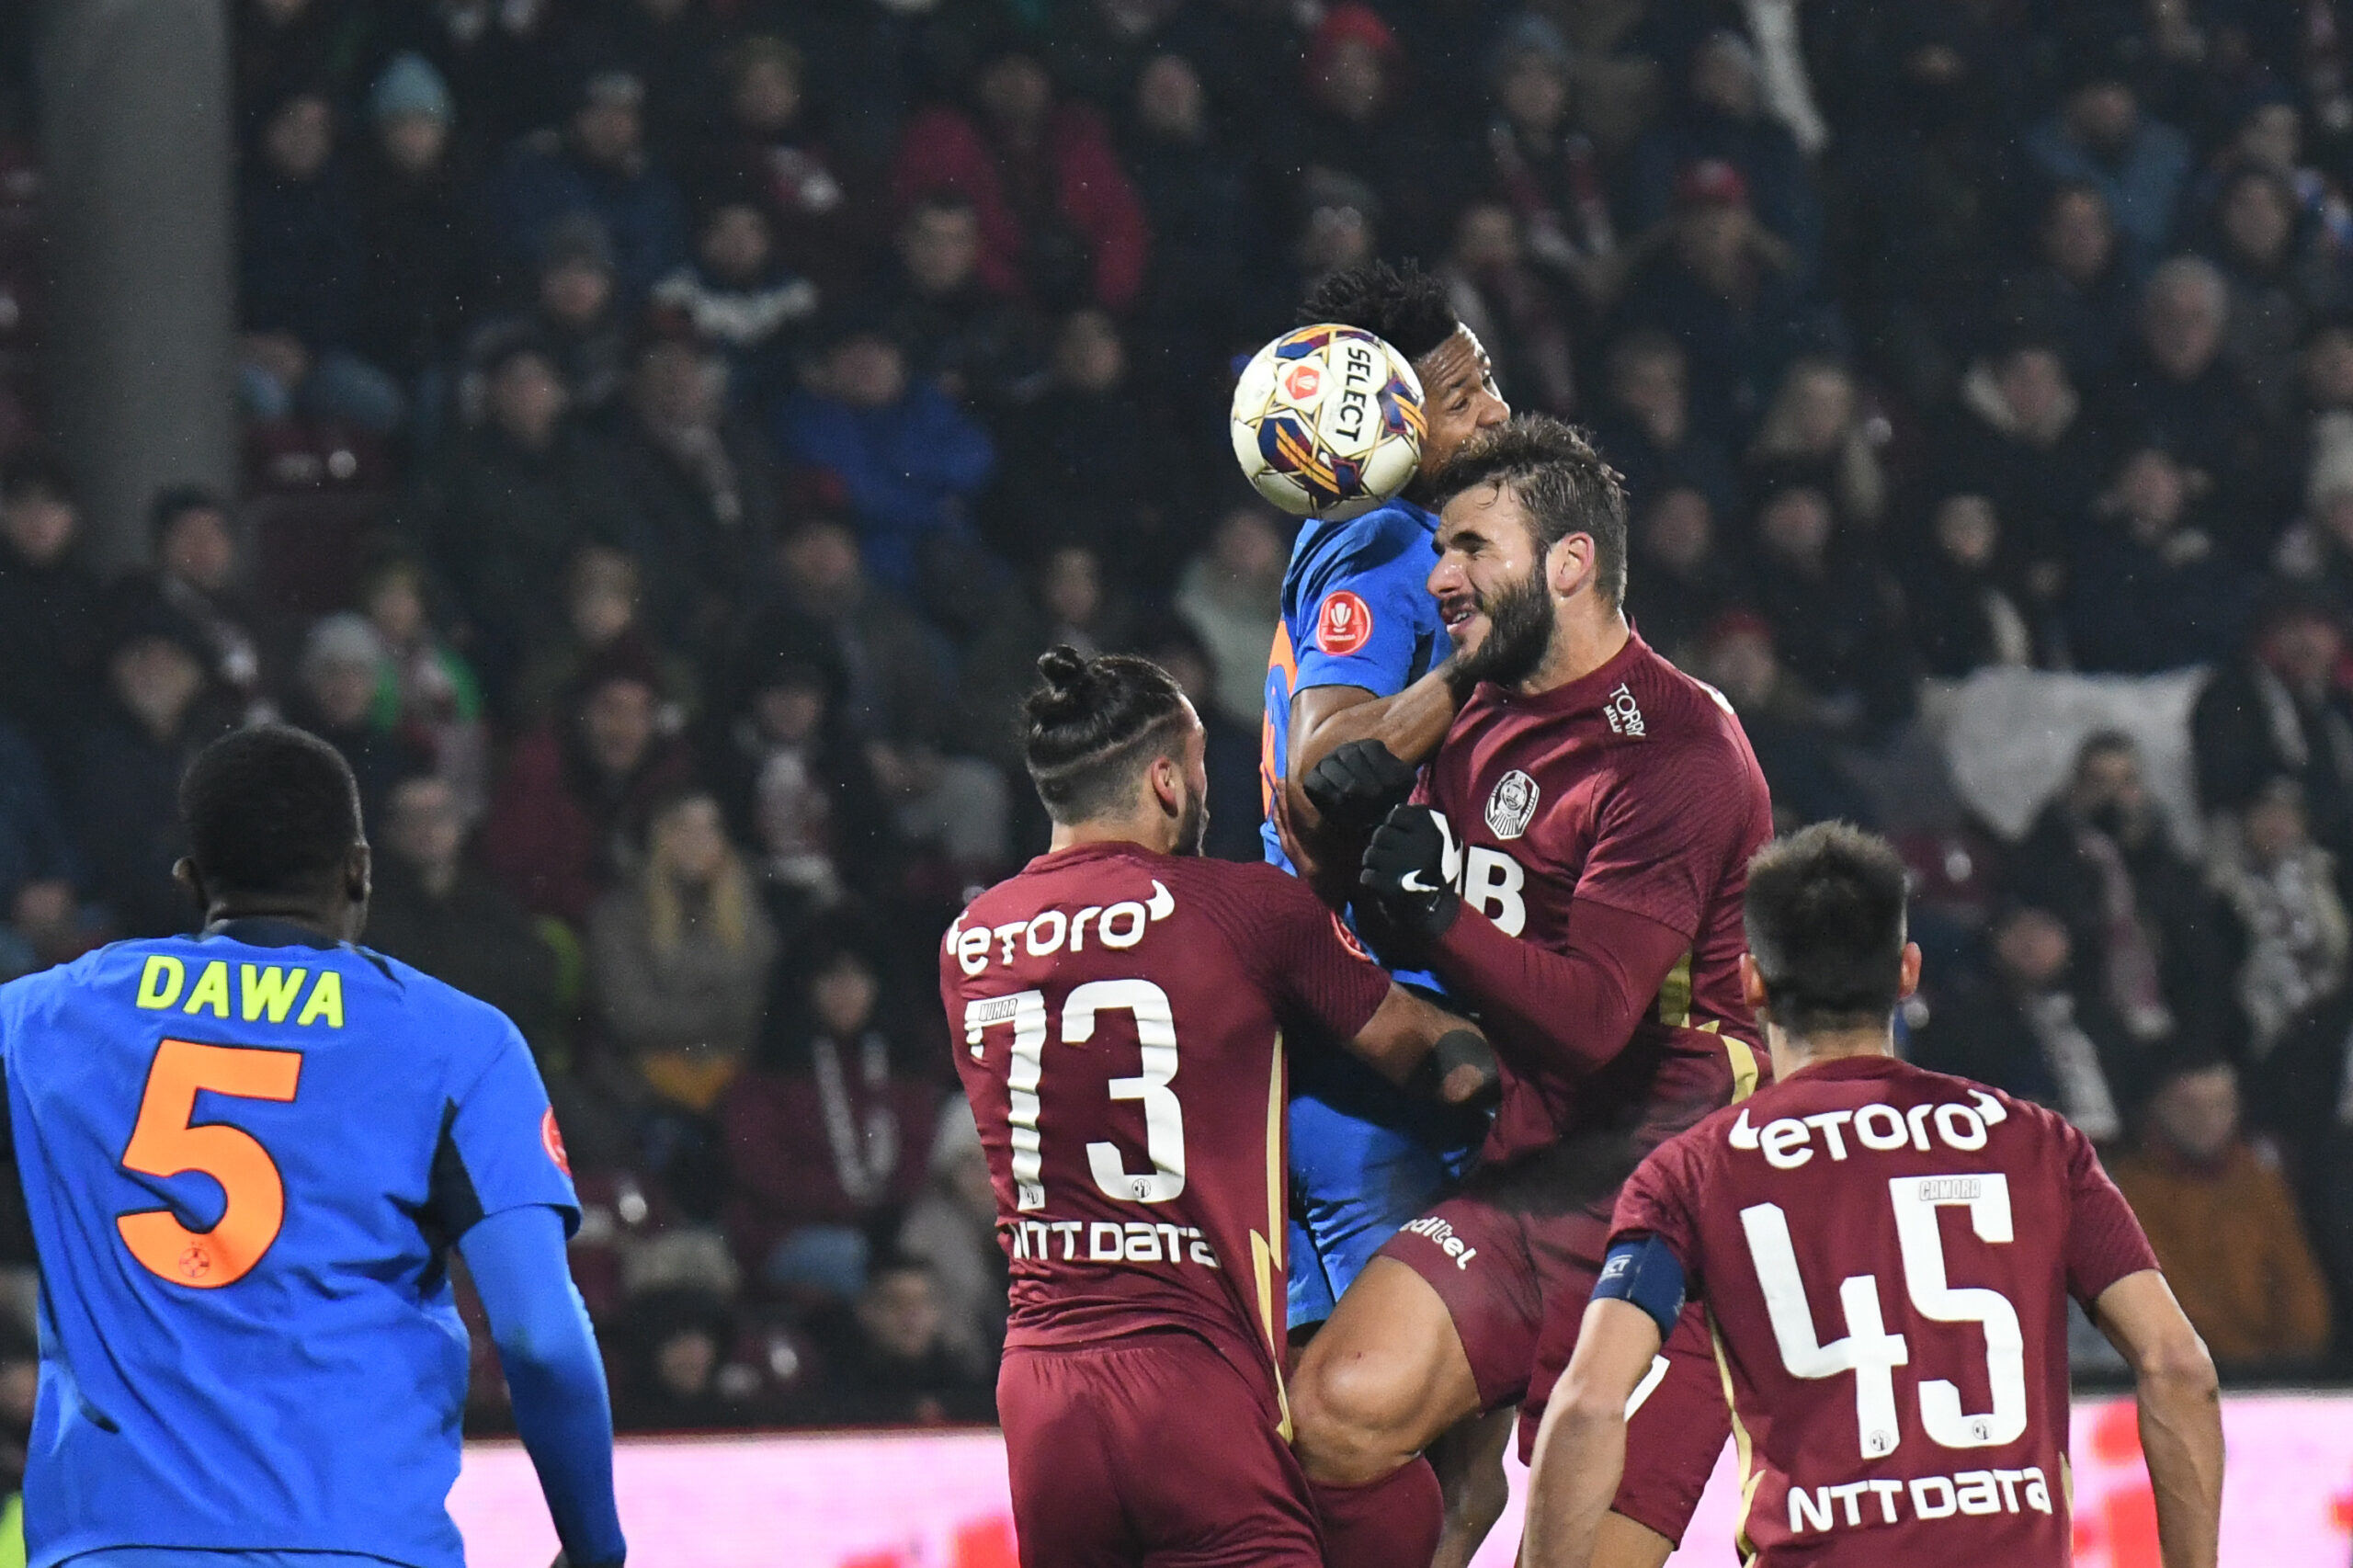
[540,1107,571,1177]
[1316,591,1374,656]
[1484,770,1540,841]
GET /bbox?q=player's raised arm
[2091,1270,2223,1568]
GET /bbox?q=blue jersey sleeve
[438,1019,579,1237]
[1291,522,1439,699]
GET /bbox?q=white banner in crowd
[449,1392,2353,1566]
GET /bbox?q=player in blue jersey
[0,727,624,1568]
[1259,262,1510,1565]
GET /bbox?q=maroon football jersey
[1612,1055,2160,1565]
[940,842,1391,1414]
[1419,631,1774,1169]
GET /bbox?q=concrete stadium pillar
[38,0,236,573]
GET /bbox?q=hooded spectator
[889,44,1149,312]
[353,53,478,384]
[484,67,688,301]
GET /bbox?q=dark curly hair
[1744,823,1912,1037]
[179,724,363,897]
[1430,415,1630,607]
[1021,647,1190,824]
[1298,260,1461,362]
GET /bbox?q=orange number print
[116,1039,302,1289]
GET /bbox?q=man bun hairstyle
[1430,415,1629,607]
[1299,260,1461,363]
[1744,822,1911,1037]
[1022,646,1190,824]
[180,725,364,898]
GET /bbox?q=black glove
[1303,739,1418,827]
[1358,803,1461,941]
[1427,1028,1501,1108]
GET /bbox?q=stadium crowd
[1,0,2352,1438]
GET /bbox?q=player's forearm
[1518,1396,1625,1568]
[1429,899,1688,1077]
[1347,985,1494,1100]
[1286,670,1464,871]
[2138,1356,2222,1568]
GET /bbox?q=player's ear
[1737,952,1770,1015]
[346,843,371,905]
[1146,752,1182,819]
[1897,941,1923,1001]
[173,857,208,919]
[1546,529,1595,599]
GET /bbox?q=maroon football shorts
[997,1328,1322,1567]
[1375,1191,1731,1545]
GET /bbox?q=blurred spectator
[1142,624,1262,865]
[2066,446,2252,673]
[963,546,1131,777]
[515,545,698,728]
[481,646,696,926]
[0,458,103,769]
[1483,21,1618,313]
[2006,733,2228,1049]
[1996,184,2138,388]
[1743,484,1916,732]
[775,324,995,600]
[1938,338,2105,570]
[372,0,572,159]
[576,0,723,165]
[71,600,237,937]
[720,944,936,1301]
[873,195,1040,407]
[1619,159,1818,443]
[232,0,375,126]
[2210,778,2350,1059]
[463,215,631,422]
[816,1256,994,1426]
[0,719,81,979]
[404,336,631,700]
[237,92,404,435]
[146,486,272,725]
[1125,52,1261,402]
[2023,67,2191,270]
[1585,330,1739,524]
[1909,905,2142,1143]
[614,1287,753,1432]
[2111,1055,2333,1369]
[288,613,426,816]
[701,38,858,293]
[990,309,1183,584]
[2103,258,2265,524]
[1624,484,1739,671]
[1439,202,1575,417]
[356,556,487,815]
[1901,494,2043,676]
[1627,28,1822,287]
[1288,6,1433,250]
[1173,505,1286,730]
[2191,592,2353,868]
[701,617,893,927]
[649,199,817,412]
[484,68,688,302]
[894,1098,1006,1381]
[364,773,563,1060]
[353,54,476,392]
[1744,358,1885,528]
[889,44,1148,313]
[604,329,781,653]
[762,519,960,764]
[2200,166,2343,417]
[1693,612,1873,832]
[589,790,779,1115]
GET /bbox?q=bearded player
[944,647,1493,1567]
[1289,415,1773,1568]
[1524,824,2222,1568]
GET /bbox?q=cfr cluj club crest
[1484,769,1540,840]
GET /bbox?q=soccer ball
[1230,324,1425,520]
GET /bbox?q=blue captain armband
[1593,1234,1687,1340]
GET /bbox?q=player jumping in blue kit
[0,727,624,1568]
[1259,263,1511,1562]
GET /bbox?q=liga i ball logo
[1284,364,1322,402]
[1317,591,1373,656]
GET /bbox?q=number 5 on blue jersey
[116,1039,302,1289]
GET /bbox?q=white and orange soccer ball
[1229,324,1426,520]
